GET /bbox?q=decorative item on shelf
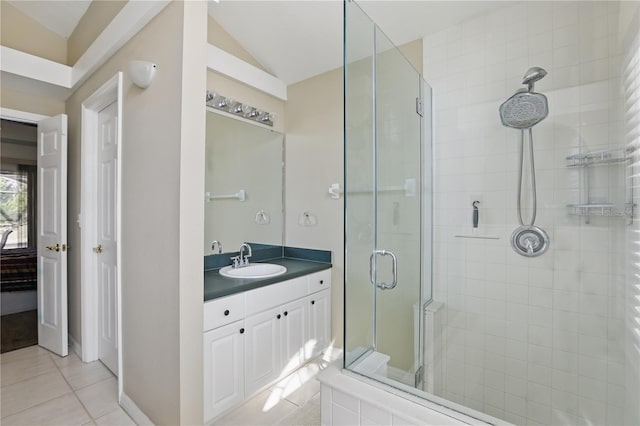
[565,147,635,225]
[206,90,274,127]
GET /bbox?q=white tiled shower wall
[424,2,636,425]
[623,2,640,424]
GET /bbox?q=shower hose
[517,128,537,227]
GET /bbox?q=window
[0,166,36,249]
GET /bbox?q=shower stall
[343,1,640,425]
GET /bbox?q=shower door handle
[369,249,398,290]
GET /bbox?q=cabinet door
[281,297,308,375]
[245,307,282,396]
[203,321,245,422]
[308,289,331,359]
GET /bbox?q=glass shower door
[372,26,423,387]
[344,0,426,390]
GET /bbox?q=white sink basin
[219,263,287,279]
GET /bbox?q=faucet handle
[230,256,240,268]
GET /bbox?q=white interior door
[37,114,68,357]
[97,101,118,375]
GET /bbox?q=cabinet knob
[311,300,315,305]
[224,309,230,316]
[277,314,281,319]
[239,328,245,334]
[320,280,324,284]
[284,311,288,316]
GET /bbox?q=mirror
[204,111,284,255]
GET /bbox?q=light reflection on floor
[263,341,340,413]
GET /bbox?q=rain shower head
[522,67,547,91]
[499,91,548,129]
[500,66,549,129]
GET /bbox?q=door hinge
[416,97,424,117]
[414,365,424,388]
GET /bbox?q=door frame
[1,109,72,357]
[80,73,123,392]
[0,108,48,124]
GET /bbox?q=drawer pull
[284,311,288,316]
[224,309,230,316]
[311,300,315,305]
[239,328,245,334]
[320,280,324,284]
[277,314,281,319]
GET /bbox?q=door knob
[62,244,70,251]
[93,245,103,254]
[46,244,60,252]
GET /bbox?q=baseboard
[120,392,154,425]
[68,334,82,358]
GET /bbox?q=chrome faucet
[210,240,223,254]
[239,243,252,267]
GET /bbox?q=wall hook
[298,211,318,227]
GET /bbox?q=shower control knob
[511,225,550,257]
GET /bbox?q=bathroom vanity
[202,252,331,423]
[202,105,331,422]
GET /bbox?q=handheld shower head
[522,67,547,91]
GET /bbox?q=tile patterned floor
[0,345,134,426]
[212,359,325,426]
[1,345,326,426]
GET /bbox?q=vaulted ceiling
[9,0,509,85]
[7,0,92,38]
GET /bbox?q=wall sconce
[206,90,274,126]
[129,61,157,89]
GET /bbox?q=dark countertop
[204,257,332,302]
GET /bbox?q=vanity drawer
[245,276,307,316]
[204,293,245,332]
[308,269,331,294]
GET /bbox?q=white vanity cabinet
[307,269,331,358]
[244,306,282,396]
[308,289,331,358]
[203,320,245,421]
[203,269,331,424]
[279,297,309,374]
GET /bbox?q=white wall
[65,2,206,423]
[285,68,344,348]
[425,1,631,424]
